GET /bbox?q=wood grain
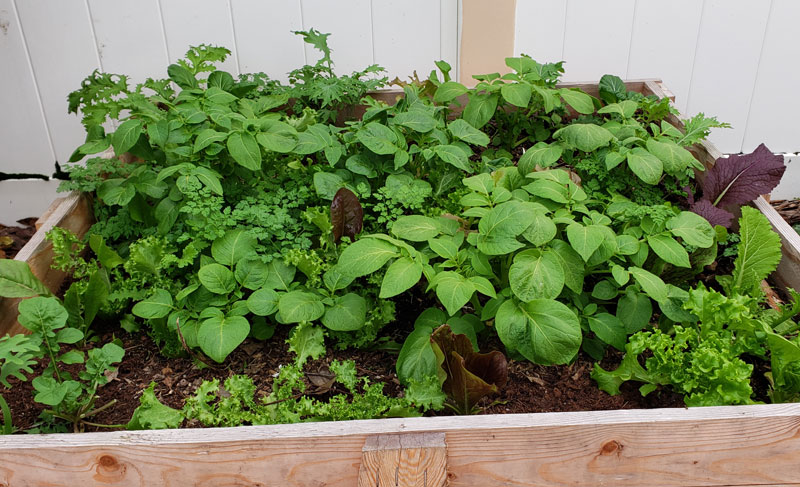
[358,433,447,487]
[0,192,92,336]
[753,197,800,292]
[1,405,800,486]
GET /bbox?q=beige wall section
[459,0,517,85]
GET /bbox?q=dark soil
[2,319,685,433]
[0,218,36,259]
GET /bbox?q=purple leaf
[690,200,734,228]
[700,144,785,208]
[330,188,363,243]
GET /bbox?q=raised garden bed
[1,71,799,485]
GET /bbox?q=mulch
[771,199,800,227]
[0,218,37,259]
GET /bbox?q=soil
[0,218,36,259]
[2,317,685,434]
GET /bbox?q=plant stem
[0,395,13,435]
[82,399,117,419]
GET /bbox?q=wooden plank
[299,0,373,75]
[15,0,99,166]
[230,0,305,83]
[561,0,636,82]
[459,0,516,85]
[158,0,238,75]
[625,0,703,114]
[754,197,800,292]
[514,0,567,63]
[371,0,441,81]
[0,0,55,175]
[1,405,800,486]
[742,0,800,154]
[358,433,447,487]
[0,192,92,337]
[685,0,771,154]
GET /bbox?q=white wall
[514,0,800,156]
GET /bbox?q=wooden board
[754,197,800,292]
[358,433,447,487]
[0,192,92,336]
[1,404,800,486]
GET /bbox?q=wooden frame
[2,80,800,486]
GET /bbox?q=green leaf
[167,63,197,88]
[205,86,237,105]
[434,271,475,316]
[287,322,325,366]
[380,257,423,298]
[89,234,123,269]
[647,234,691,268]
[629,267,668,302]
[0,260,51,298]
[394,109,437,133]
[127,382,184,430]
[18,297,67,335]
[476,235,524,256]
[198,263,236,295]
[193,129,228,153]
[463,93,499,129]
[646,139,696,175]
[83,269,110,326]
[397,328,438,384]
[227,132,262,171]
[509,250,564,301]
[211,229,257,267]
[391,215,440,242]
[294,124,331,154]
[278,291,325,323]
[505,56,537,74]
[198,314,249,363]
[616,290,652,333]
[521,211,557,246]
[495,299,581,365]
[97,179,135,206]
[518,142,563,173]
[357,122,398,155]
[433,81,468,103]
[429,237,460,260]
[448,119,490,146]
[479,201,537,238]
[587,313,626,350]
[263,260,296,291]
[553,124,614,152]
[112,119,144,156]
[434,144,472,172]
[667,211,715,248]
[256,120,298,153]
[32,376,70,406]
[626,148,663,185]
[246,288,279,316]
[193,166,223,196]
[321,293,367,331]
[732,206,782,293]
[566,223,607,262]
[313,172,346,199]
[598,75,626,103]
[559,89,594,114]
[234,257,269,290]
[500,83,532,108]
[549,239,585,293]
[598,100,638,118]
[337,238,399,278]
[132,289,173,319]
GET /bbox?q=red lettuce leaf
[690,200,734,228]
[431,324,507,414]
[700,143,785,208]
[330,188,363,243]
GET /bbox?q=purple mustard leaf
[690,200,734,228]
[700,144,785,208]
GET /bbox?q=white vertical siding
[514,0,800,156]
[0,0,54,174]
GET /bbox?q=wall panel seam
[684,0,706,114]
[10,0,57,169]
[226,0,241,76]
[741,0,776,154]
[83,0,104,72]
